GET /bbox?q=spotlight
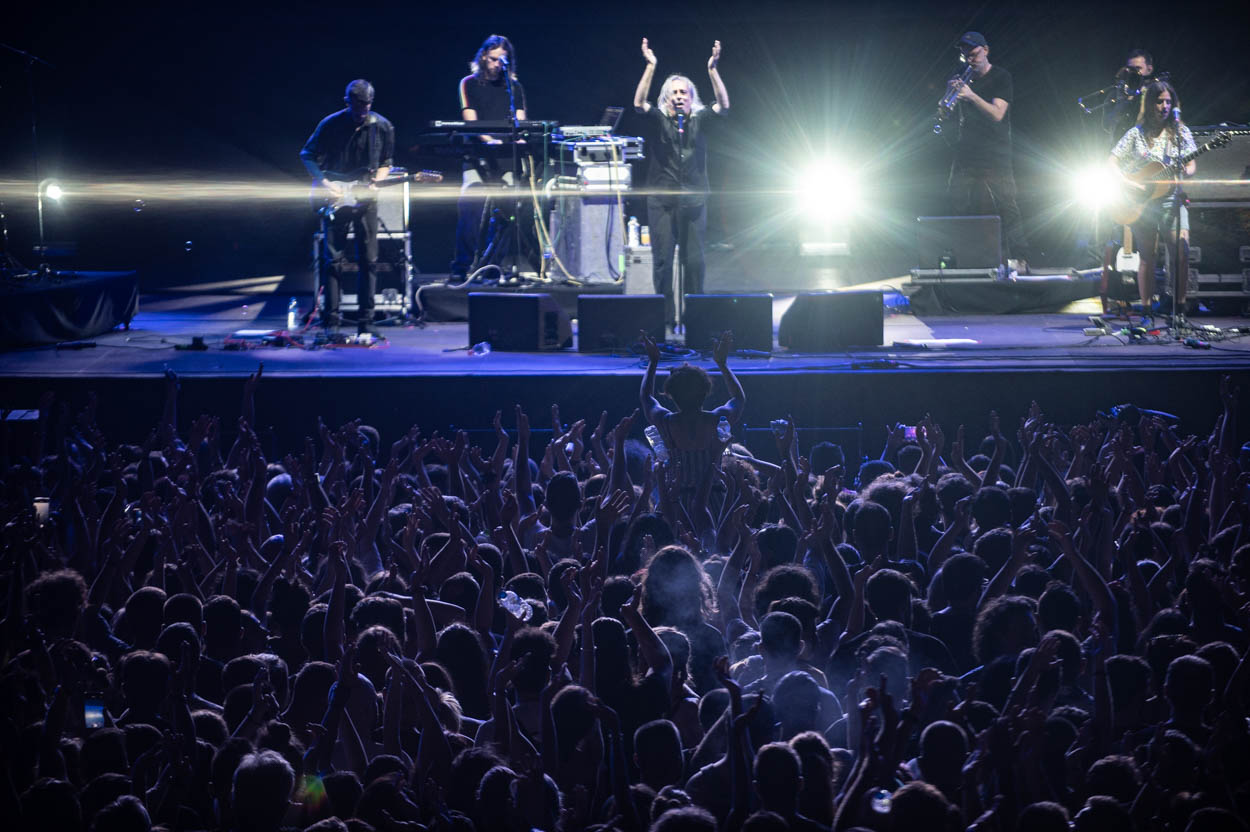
[44,183,63,201]
[1071,164,1120,210]
[794,159,858,256]
[794,161,861,221]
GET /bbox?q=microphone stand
[503,60,523,282]
[1170,109,1186,336]
[1,41,55,279]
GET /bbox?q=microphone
[499,54,509,68]
[677,113,685,136]
[1172,105,1181,122]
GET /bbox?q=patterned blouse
[1111,123,1197,174]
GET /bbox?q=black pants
[947,166,1028,262]
[648,195,707,325]
[322,200,378,322]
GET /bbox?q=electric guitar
[1107,131,1231,225]
[313,168,443,219]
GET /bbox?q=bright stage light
[44,183,63,201]
[1071,164,1120,210]
[794,161,861,220]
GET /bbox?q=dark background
[3,0,1247,287]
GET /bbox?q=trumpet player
[944,31,1029,274]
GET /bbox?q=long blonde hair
[658,74,705,117]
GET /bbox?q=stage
[3,276,1248,457]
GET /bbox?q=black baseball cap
[959,32,988,49]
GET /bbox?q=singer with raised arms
[634,37,730,333]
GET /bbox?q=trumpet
[934,61,974,135]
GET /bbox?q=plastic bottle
[644,424,669,462]
[640,225,651,246]
[498,590,533,621]
[717,416,732,444]
[287,297,298,330]
[470,341,492,356]
[627,216,640,247]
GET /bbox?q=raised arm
[706,40,729,112]
[634,38,657,113]
[710,331,745,424]
[640,334,669,424]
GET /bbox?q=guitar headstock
[413,170,444,183]
[1210,132,1232,149]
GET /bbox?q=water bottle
[644,424,669,463]
[470,341,492,356]
[287,297,298,330]
[498,590,532,621]
[717,416,732,444]
[640,225,651,246]
[627,216,640,247]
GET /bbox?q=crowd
[2,344,1249,832]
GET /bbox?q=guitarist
[1109,80,1196,321]
[300,79,395,335]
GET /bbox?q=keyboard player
[451,34,529,283]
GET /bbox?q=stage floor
[2,286,1248,379]
[4,281,1248,455]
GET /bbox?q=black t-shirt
[300,109,396,181]
[644,105,723,195]
[953,64,1013,172]
[459,73,528,122]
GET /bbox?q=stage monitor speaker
[778,291,884,350]
[577,294,664,352]
[683,294,774,352]
[468,293,573,351]
[915,215,1002,269]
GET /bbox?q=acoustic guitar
[1108,131,1230,225]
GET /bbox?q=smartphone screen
[84,699,105,729]
[903,426,917,441]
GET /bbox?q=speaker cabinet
[683,294,774,352]
[577,294,664,353]
[549,194,625,284]
[468,293,573,351]
[779,291,884,350]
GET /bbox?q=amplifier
[1187,131,1250,201]
[548,194,625,284]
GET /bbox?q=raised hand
[596,488,632,532]
[708,39,722,71]
[641,37,657,66]
[640,331,661,363]
[712,330,734,365]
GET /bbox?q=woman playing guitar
[1108,80,1196,324]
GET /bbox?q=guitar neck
[1180,134,1228,166]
